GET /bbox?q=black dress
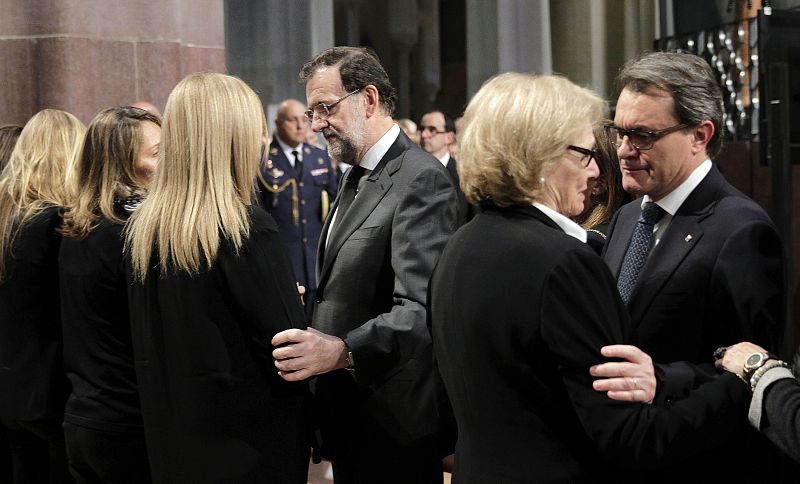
[0,205,72,483]
[59,202,150,483]
[126,206,311,484]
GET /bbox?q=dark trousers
[63,422,151,484]
[2,416,73,484]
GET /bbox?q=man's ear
[691,120,714,155]
[362,85,380,118]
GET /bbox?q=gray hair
[617,51,724,158]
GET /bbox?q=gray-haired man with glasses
[593,51,786,481]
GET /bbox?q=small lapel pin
[685,234,693,242]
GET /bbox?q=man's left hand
[272,327,348,381]
[590,344,656,404]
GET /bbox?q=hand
[272,327,348,381]
[590,345,656,404]
[715,342,767,379]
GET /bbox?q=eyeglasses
[566,145,597,168]
[419,125,449,136]
[304,87,363,123]
[605,123,690,151]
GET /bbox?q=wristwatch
[742,352,771,382]
[345,350,355,371]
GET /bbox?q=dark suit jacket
[603,166,785,397]
[311,131,458,452]
[127,207,311,484]
[445,157,476,227]
[0,206,69,420]
[603,165,788,481]
[431,204,750,483]
[259,139,337,291]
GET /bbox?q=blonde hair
[126,73,266,281]
[459,73,606,206]
[0,109,86,281]
[61,107,162,239]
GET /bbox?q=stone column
[465,0,551,98]
[0,0,225,124]
[387,0,419,118]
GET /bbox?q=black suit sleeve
[219,209,307,363]
[758,376,800,462]
[541,247,750,469]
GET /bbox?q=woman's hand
[590,345,656,404]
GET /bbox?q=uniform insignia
[265,159,273,169]
[317,157,324,165]
[310,168,329,177]
[304,146,311,155]
[270,147,279,156]
[270,168,285,178]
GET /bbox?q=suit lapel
[316,133,408,290]
[625,166,724,326]
[604,204,639,279]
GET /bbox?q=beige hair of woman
[126,73,267,281]
[458,72,605,207]
[61,107,162,240]
[0,109,86,282]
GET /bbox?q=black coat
[0,206,69,420]
[431,204,750,483]
[126,207,311,484]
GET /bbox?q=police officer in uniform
[259,99,338,321]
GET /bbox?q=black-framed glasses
[304,87,363,123]
[567,145,597,168]
[419,125,448,136]
[605,123,690,151]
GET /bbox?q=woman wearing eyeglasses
[429,73,752,483]
[125,73,311,483]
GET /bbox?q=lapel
[446,157,458,183]
[626,166,725,325]
[604,204,639,279]
[316,132,410,289]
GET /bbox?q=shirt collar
[642,159,712,215]
[438,152,451,167]
[275,135,302,162]
[359,124,400,171]
[532,202,587,243]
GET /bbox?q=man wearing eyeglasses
[596,51,786,481]
[419,110,474,226]
[270,47,458,483]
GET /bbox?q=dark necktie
[335,165,366,223]
[617,202,666,305]
[293,150,303,181]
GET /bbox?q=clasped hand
[590,345,657,404]
[271,327,348,382]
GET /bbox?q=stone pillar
[0,0,225,125]
[413,0,441,118]
[465,0,551,98]
[224,0,334,131]
[387,0,419,118]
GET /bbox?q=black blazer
[312,131,458,453]
[431,204,750,483]
[60,215,143,432]
[445,157,476,227]
[0,206,69,420]
[126,207,311,484]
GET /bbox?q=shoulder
[247,205,279,233]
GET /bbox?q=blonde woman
[59,107,160,483]
[0,109,85,484]
[125,73,310,483]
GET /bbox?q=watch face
[746,354,762,366]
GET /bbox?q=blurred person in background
[0,125,23,172]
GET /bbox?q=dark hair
[424,110,456,133]
[579,122,633,230]
[299,46,397,117]
[617,51,724,158]
[0,125,23,172]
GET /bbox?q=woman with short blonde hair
[125,73,310,482]
[0,108,85,483]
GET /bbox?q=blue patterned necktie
[617,202,665,305]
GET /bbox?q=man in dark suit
[419,110,475,226]
[599,51,787,481]
[272,47,458,483]
[259,99,337,321]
